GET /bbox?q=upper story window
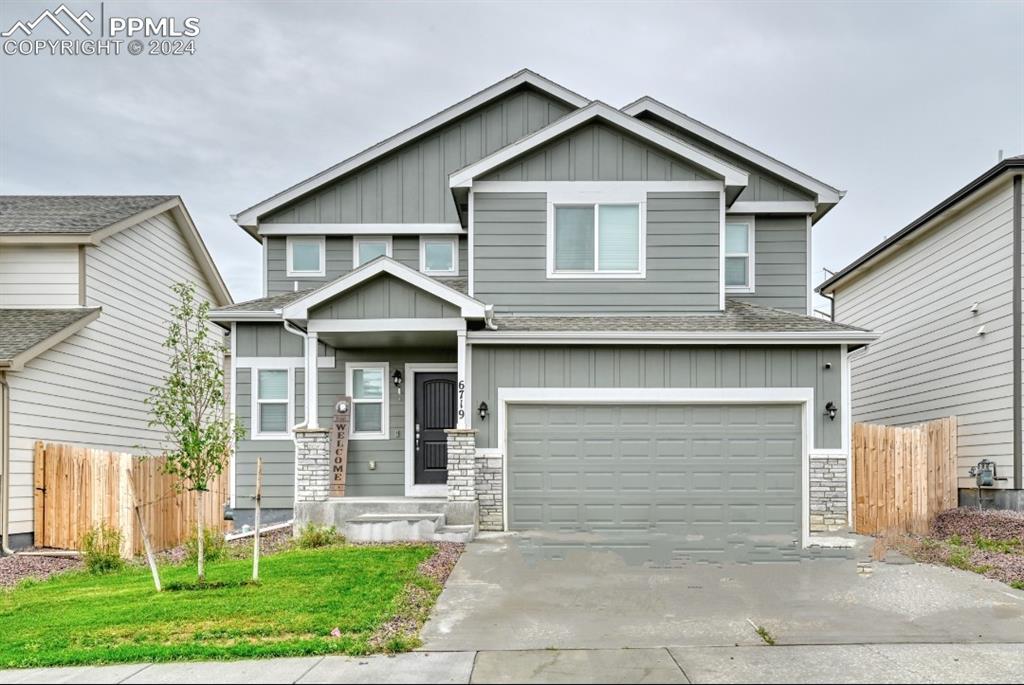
[353,236,392,268]
[286,236,325,277]
[724,218,755,293]
[420,237,458,276]
[346,362,389,440]
[254,368,291,438]
[548,203,645,279]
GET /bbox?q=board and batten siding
[471,345,843,451]
[310,275,462,319]
[479,122,716,182]
[0,244,79,306]
[5,211,222,535]
[732,215,808,314]
[262,87,575,226]
[832,181,1016,487]
[265,235,467,296]
[473,191,720,313]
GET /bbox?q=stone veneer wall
[810,455,848,532]
[475,451,503,531]
[295,428,330,503]
[445,429,478,502]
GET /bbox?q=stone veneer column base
[445,428,479,526]
[294,428,331,504]
[475,451,504,531]
[810,455,849,532]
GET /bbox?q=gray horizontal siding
[266,235,467,296]
[637,113,815,203]
[472,191,721,313]
[263,87,575,225]
[481,122,715,182]
[832,181,1015,486]
[311,274,462,319]
[732,215,808,314]
[471,345,843,451]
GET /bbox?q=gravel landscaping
[0,554,82,589]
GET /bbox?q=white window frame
[352,236,393,268]
[724,216,755,294]
[251,367,294,439]
[546,200,646,279]
[345,361,390,440]
[286,236,326,278]
[419,236,459,276]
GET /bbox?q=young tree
[148,282,243,581]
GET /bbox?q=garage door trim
[497,387,816,547]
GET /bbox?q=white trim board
[471,180,724,195]
[260,223,464,237]
[728,201,817,215]
[233,69,590,230]
[235,356,335,369]
[467,331,878,345]
[495,386,821,548]
[449,102,749,190]
[403,363,457,497]
[308,318,466,333]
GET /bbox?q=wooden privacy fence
[33,441,230,558]
[853,418,958,536]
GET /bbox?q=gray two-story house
[212,70,874,557]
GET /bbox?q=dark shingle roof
[492,299,869,333]
[0,196,175,235]
[0,308,100,365]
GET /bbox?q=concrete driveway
[421,532,1024,651]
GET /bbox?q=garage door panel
[507,403,802,544]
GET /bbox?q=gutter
[281,320,314,430]
[1,371,13,554]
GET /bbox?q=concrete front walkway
[2,645,1023,684]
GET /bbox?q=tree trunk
[196,489,205,582]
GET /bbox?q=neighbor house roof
[0,307,101,370]
[232,69,591,232]
[0,195,233,306]
[818,155,1024,295]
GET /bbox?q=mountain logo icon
[2,4,95,38]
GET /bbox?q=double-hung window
[255,368,291,437]
[346,362,389,440]
[724,218,755,292]
[549,203,644,277]
[353,236,392,267]
[286,236,325,277]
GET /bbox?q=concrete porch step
[433,524,476,543]
[344,512,445,543]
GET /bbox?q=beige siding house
[819,156,1024,508]
[0,196,232,550]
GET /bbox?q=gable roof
[233,69,591,232]
[0,307,101,370]
[280,256,488,321]
[0,195,232,306]
[449,101,748,193]
[818,154,1024,295]
[621,97,843,213]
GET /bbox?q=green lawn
[0,544,438,668]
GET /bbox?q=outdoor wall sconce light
[392,369,403,394]
[825,401,838,421]
[478,401,489,420]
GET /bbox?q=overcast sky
[2,0,1022,308]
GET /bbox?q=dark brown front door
[414,372,457,485]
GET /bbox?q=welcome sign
[329,397,352,497]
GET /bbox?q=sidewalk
[1,644,1022,684]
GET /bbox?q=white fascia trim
[496,386,817,547]
[728,201,817,215]
[841,343,853,526]
[209,312,284,322]
[468,190,475,297]
[449,102,748,189]
[352,236,392,268]
[235,356,335,368]
[724,215,755,295]
[345,361,390,441]
[229,322,237,507]
[404,362,458,497]
[260,223,465,236]
[308,318,466,333]
[285,235,326,278]
[718,189,726,310]
[467,331,879,345]
[234,69,590,228]
[472,180,723,195]
[281,257,487,320]
[419,235,459,276]
[5,307,101,371]
[805,215,814,316]
[166,203,235,307]
[621,97,843,205]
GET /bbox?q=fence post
[33,442,45,548]
[253,457,262,583]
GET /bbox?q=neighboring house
[212,69,874,557]
[0,196,232,551]
[819,155,1024,510]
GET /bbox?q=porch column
[456,329,468,428]
[305,332,319,430]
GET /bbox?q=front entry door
[414,372,457,485]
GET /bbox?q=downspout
[282,320,311,430]
[1013,174,1022,490]
[484,304,498,331]
[1,370,13,555]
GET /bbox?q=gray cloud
[2,0,1021,307]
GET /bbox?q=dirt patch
[0,553,82,589]
[369,542,463,651]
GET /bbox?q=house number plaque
[329,397,352,497]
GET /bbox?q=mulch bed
[0,553,82,589]
[932,507,1024,541]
